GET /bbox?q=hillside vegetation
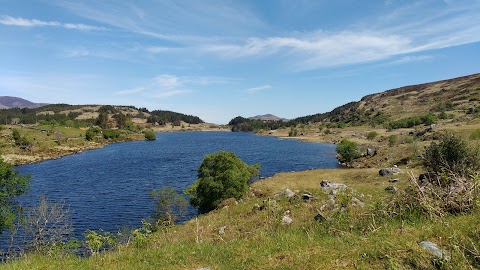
[0,104,218,165]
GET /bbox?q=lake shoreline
[5,126,231,166]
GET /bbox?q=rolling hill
[0,96,48,109]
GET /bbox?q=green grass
[3,168,479,269]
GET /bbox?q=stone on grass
[379,168,403,176]
[281,215,293,225]
[385,186,398,193]
[275,188,296,198]
[314,213,327,222]
[419,241,448,260]
[302,193,314,202]
[320,180,347,194]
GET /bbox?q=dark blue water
[13,132,338,237]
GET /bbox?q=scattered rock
[351,197,365,208]
[379,168,403,176]
[218,226,226,235]
[275,188,296,198]
[385,186,398,192]
[367,147,377,157]
[302,193,314,202]
[320,180,347,193]
[196,268,211,270]
[314,213,327,222]
[389,178,399,183]
[419,241,449,260]
[281,215,293,225]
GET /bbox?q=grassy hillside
[295,73,480,125]
[4,169,479,269]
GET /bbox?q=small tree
[144,130,156,141]
[151,187,188,226]
[21,196,73,251]
[0,159,30,233]
[186,151,259,213]
[336,139,360,162]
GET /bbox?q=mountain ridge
[248,114,288,122]
[0,96,48,109]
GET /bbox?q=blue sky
[1,0,480,124]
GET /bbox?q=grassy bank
[3,168,479,269]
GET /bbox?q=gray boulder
[379,167,403,176]
[419,241,449,260]
[385,186,398,192]
[320,180,347,193]
[367,147,377,157]
[275,188,296,198]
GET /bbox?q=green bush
[336,139,360,162]
[366,131,378,140]
[424,133,480,178]
[144,130,156,141]
[186,151,259,213]
[102,129,121,140]
[388,135,398,146]
[288,127,298,137]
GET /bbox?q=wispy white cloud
[245,85,272,93]
[115,74,236,99]
[389,55,434,65]
[0,15,107,31]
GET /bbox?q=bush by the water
[336,139,360,162]
[143,130,156,141]
[186,151,259,213]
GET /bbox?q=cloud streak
[0,16,107,31]
[245,85,272,93]
[116,74,236,99]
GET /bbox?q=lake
[14,131,339,237]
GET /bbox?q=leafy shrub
[186,151,259,213]
[150,187,187,226]
[102,129,121,140]
[84,229,118,256]
[387,113,437,129]
[85,129,96,141]
[424,133,480,178]
[288,127,298,137]
[388,135,398,146]
[324,129,331,135]
[438,111,448,120]
[336,139,360,162]
[144,130,156,141]
[366,131,378,140]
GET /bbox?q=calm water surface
[14,132,339,237]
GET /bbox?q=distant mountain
[0,96,48,109]
[249,114,288,122]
